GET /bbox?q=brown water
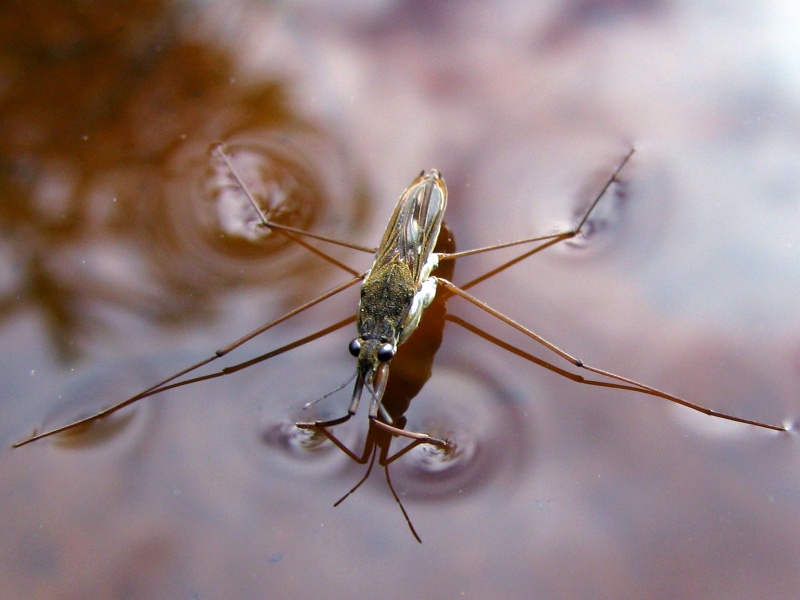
[2,2,800,599]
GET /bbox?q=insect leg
[216,274,364,356]
[437,147,636,263]
[124,315,357,399]
[333,448,379,506]
[312,423,376,464]
[447,314,693,398]
[370,419,448,446]
[378,428,450,544]
[382,458,422,543]
[13,275,364,447]
[296,370,366,430]
[213,144,376,255]
[321,422,429,543]
[311,427,384,525]
[437,278,788,433]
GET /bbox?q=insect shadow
[14,145,789,542]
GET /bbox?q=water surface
[2,2,799,599]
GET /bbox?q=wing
[371,169,448,285]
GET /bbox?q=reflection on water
[0,0,363,364]
[3,1,800,599]
[165,131,362,288]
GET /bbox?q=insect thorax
[357,261,416,343]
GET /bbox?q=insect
[14,145,789,541]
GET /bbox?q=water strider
[13,145,790,540]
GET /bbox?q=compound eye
[377,343,395,362]
[348,339,362,357]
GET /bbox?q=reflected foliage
[0,0,335,362]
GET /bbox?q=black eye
[377,343,395,362]
[349,339,361,357]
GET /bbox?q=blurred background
[1,1,799,599]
